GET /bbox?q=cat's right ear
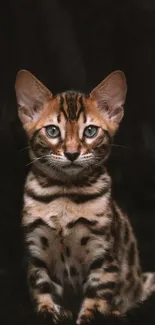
[90,71,127,131]
[15,70,52,127]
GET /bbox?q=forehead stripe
[78,95,87,123]
[65,93,78,120]
[59,95,68,120]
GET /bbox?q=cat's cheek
[84,132,105,149]
[84,138,95,145]
[80,147,90,155]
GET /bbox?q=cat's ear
[90,70,127,127]
[15,70,52,126]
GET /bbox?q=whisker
[110,144,132,150]
[20,145,30,152]
[25,155,51,167]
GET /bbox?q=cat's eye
[45,125,60,138]
[84,125,98,138]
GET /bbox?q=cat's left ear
[90,70,127,127]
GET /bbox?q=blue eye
[45,125,60,138]
[84,125,98,138]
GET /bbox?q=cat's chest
[25,195,110,259]
[43,198,102,249]
[39,200,109,278]
[24,196,111,291]
[25,193,107,230]
[46,217,108,290]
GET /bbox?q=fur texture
[15,70,155,324]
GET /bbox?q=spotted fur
[15,70,155,324]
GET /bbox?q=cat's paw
[111,309,121,317]
[37,294,72,323]
[76,298,120,324]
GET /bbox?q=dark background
[0,0,155,324]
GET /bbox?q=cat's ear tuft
[90,70,127,127]
[15,70,52,126]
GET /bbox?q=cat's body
[15,71,155,324]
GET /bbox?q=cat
[15,70,155,324]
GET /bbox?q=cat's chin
[55,162,85,177]
[62,162,83,170]
[62,165,84,176]
[34,159,86,180]
[33,157,105,182]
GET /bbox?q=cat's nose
[64,152,80,162]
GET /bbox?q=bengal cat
[15,70,155,324]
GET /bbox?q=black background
[0,1,155,324]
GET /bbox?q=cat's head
[15,70,127,177]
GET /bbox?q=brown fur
[15,70,155,324]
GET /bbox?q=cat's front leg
[27,258,72,323]
[77,254,120,324]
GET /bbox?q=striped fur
[15,70,155,324]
